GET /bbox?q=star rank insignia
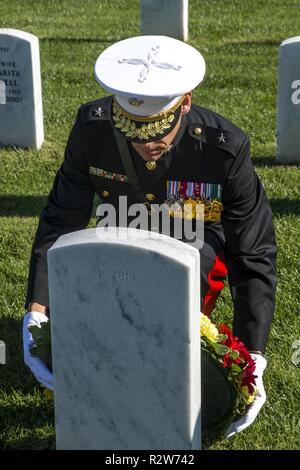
[218,132,226,144]
[92,107,104,118]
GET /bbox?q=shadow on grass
[0,316,55,450]
[0,195,47,217]
[0,399,55,450]
[252,156,300,167]
[221,39,281,47]
[0,194,299,218]
[0,434,55,450]
[252,156,278,167]
[0,194,100,217]
[0,315,43,393]
[270,199,300,216]
[202,429,225,449]
[40,36,129,44]
[0,393,54,429]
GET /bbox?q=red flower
[218,323,256,392]
[219,324,239,350]
[241,358,257,394]
[219,323,233,343]
[236,341,252,363]
[219,324,251,359]
[223,352,237,368]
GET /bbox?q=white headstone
[141,0,188,42]
[48,227,201,450]
[0,340,5,365]
[0,29,44,149]
[0,80,6,104]
[277,36,300,163]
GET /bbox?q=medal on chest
[164,181,223,221]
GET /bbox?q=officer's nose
[143,141,158,151]
[144,142,155,149]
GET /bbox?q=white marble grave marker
[277,36,300,163]
[0,80,6,104]
[0,29,44,149]
[0,340,6,365]
[141,0,188,42]
[48,227,200,450]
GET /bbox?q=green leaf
[229,350,240,360]
[213,343,229,355]
[230,363,242,373]
[28,322,52,371]
[217,334,228,342]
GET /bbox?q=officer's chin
[146,151,163,159]
[138,150,164,161]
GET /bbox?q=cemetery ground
[0,0,299,450]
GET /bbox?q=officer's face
[131,93,192,162]
[131,117,182,162]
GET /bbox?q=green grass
[0,0,300,450]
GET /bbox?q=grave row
[1,24,300,162]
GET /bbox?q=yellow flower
[240,385,256,405]
[200,312,219,342]
[43,388,54,400]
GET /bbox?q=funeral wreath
[200,312,257,431]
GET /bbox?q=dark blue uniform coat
[26,97,277,353]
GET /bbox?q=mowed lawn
[0,0,299,450]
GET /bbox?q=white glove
[23,311,54,390]
[225,353,267,438]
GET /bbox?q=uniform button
[101,190,109,198]
[145,161,157,171]
[194,127,202,135]
[146,193,155,201]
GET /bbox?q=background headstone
[277,36,300,163]
[48,227,200,450]
[141,0,188,42]
[0,340,5,365]
[0,80,6,104]
[0,29,44,149]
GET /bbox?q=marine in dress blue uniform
[24,36,276,435]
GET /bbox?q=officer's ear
[181,92,192,115]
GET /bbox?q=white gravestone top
[48,227,201,450]
[0,29,44,149]
[277,36,300,163]
[141,0,189,42]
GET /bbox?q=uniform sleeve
[221,137,277,353]
[25,111,95,309]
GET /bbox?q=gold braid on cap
[112,96,184,140]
